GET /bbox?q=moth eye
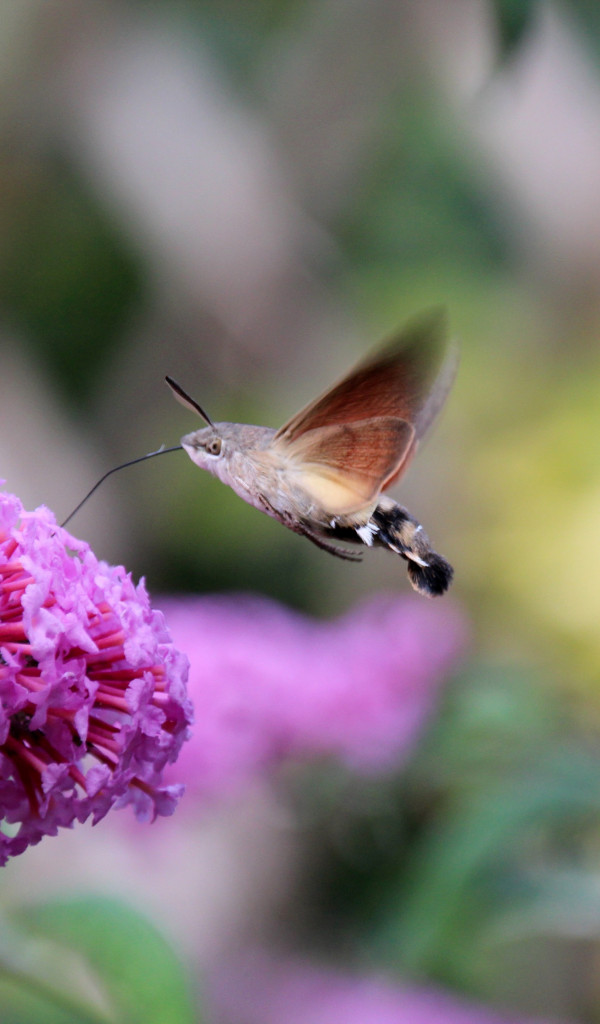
[206,438,222,456]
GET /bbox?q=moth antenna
[61,444,183,528]
[165,376,215,427]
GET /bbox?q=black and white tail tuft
[371,502,453,597]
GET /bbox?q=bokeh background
[1,0,600,1021]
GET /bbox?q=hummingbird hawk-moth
[166,309,456,597]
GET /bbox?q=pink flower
[161,593,464,800]
[0,490,192,864]
[209,954,561,1024]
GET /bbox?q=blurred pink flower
[161,593,464,800]
[0,490,192,864]
[210,954,560,1024]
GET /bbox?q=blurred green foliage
[291,661,599,1013]
[0,155,143,410]
[336,97,512,278]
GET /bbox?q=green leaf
[0,914,112,1024]
[14,896,198,1024]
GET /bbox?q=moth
[166,309,456,597]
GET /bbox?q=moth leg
[295,523,363,562]
[257,495,362,562]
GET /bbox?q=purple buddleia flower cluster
[0,490,192,864]
[161,592,464,800]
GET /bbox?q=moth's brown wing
[381,336,458,491]
[275,308,450,446]
[281,417,414,514]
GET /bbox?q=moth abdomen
[370,502,453,597]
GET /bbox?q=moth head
[182,426,225,469]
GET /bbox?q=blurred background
[2,0,600,1021]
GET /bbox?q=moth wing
[275,308,452,449]
[411,332,458,439]
[281,417,414,514]
[381,334,458,491]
